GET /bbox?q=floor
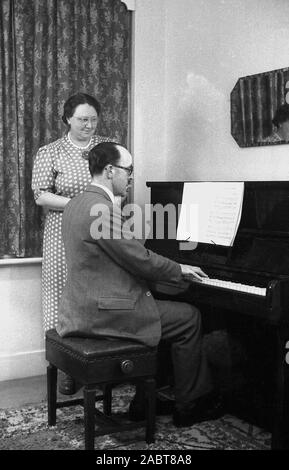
[0,374,83,410]
[0,375,47,409]
[0,376,272,450]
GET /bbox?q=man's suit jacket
[57,184,183,347]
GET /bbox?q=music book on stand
[177,182,244,247]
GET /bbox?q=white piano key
[198,277,266,296]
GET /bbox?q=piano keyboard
[199,277,266,296]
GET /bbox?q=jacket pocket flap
[98,297,136,310]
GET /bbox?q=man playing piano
[57,142,223,427]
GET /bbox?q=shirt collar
[90,183,115,203]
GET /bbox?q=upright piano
[145,181,289,450]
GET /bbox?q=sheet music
[177,182,244,246]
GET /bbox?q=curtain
[231,67,289,147]
[0,0,130,257]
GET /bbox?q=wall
[0,261,45,382]
[164,0,289,182]
[132,0,167,208]
[132,0,289,210]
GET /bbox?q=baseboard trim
[0,349,47,382]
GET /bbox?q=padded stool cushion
[46,329,157,384]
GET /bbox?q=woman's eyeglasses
[75,117,98,126]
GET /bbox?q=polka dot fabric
[32,134,110,331]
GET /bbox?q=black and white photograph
[1,0,289,454]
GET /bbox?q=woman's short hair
[88,142,121,176]
[272,103,289,127]
[62,93,101,125]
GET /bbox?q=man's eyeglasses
[113,164,133,177]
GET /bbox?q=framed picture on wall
[231,66,289,147]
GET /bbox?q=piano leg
[271,326,289,450]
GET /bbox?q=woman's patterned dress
[32,134,109,331]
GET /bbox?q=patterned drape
[231,67,289,147]
[0,0,130,257]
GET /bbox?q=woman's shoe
[58,372,77,395]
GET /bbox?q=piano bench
[45,329,157,450]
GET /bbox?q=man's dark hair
[62,92,101,125]
[88,142,121,176]
[272,103,289,127]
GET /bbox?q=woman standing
[32,93,110,394]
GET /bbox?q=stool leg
[145,377,156,444]
[103,384,112,416]
[47,364,57,425]
[84,386,96,450]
